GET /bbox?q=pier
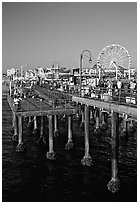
[6,82,137,194]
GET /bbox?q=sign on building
[7,69,11,76]
[11,68,15,75]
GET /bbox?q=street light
[52,61,60,78]
[21,64,28,78]
[80,50,92,96]
[21,64,28,87]
[52,61,60,89]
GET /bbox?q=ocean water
[2,98,137,202]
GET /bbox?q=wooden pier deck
[33,85,137,119]
[7,94,78,117]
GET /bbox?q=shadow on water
[2,99,137,202]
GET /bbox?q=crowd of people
[10,75,137,110]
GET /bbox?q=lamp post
[21,64,28,87]
[16,69,18,80]
[21,64,28,78]
[52,61,60,78]
[97,61,101,80]
[80,50,92,97]
[52,61,60,90]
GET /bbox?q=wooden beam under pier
[72,96,137,119]
[14,109,77,117]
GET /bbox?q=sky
[2,2,137,73]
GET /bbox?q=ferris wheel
[97,44,132,79]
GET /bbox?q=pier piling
[27,116,32,128]
[40,116,44,138]
[32,116,38,135]
[95,108,100,131]
[12,113,18,142]
[54,115,59,137]
[65,115,73,150]
[80,105,85,128]
[123,114,128,132]
[81,105,92,166]
[101,111,105,125]
[16,116,24,152]
[46,115,56,160]
[90,107,95,124]
[37,116,46,144]
[107,111,120,193]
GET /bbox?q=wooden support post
[37,116,46,144]
[129,118,133,128]
[123,114,128,132]
[61,114,66,121]
[65,115,73,150]
[90,108,93,120]
[46,115,56,160]
[89,107,94,124]
[99,108,102,118]
[102,111,105,125]
[16,116,24,152]
[75,103,80,120]
[128,118,134,133]
[80,105,85,128]
[75,113,80,120]
[29,116,31,123]
[34,116,37,129]
[32,116,38,135]
[27,116,32,128]
[105,112,109,123]
[54,115,59,137]
[81,105,92,166]
[40,116,43,138]
[95,108,100,131]
[107,111,120,193]
[12,113,18,142]
[100,111,107,130]
[90,107,95,125]
[78,103,81,115]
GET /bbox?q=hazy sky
[2,2,137,73]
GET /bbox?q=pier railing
[33,85,77,109]
[78,87,137,107]
[12,84,136,110]
[39,85,137,108]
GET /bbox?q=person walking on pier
[13,95,22,110]
[130,79,136,95]
[13,89,18,98]
[107,80,113,97]
[117,78,122,91]
[117,78,122,101]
